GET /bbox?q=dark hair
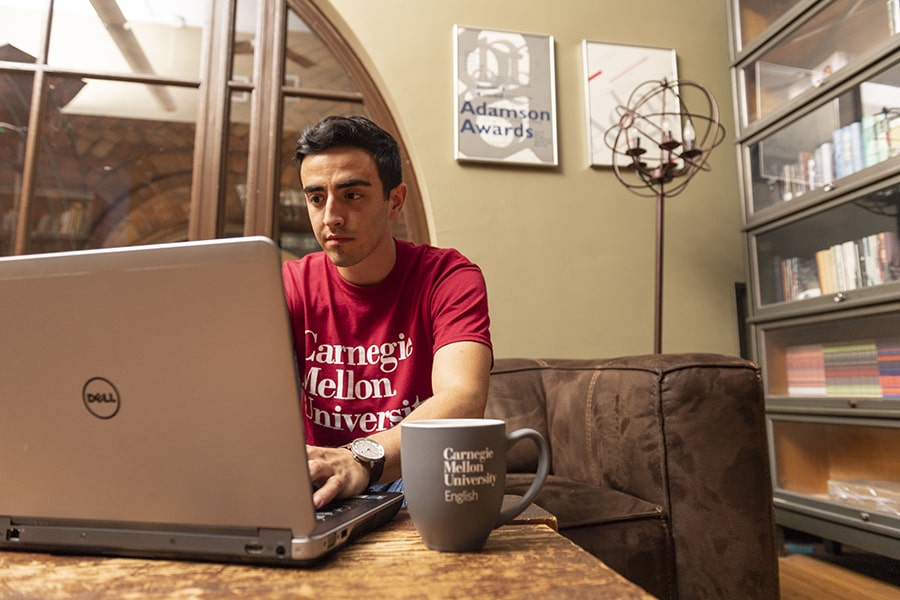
[295,115,402,196]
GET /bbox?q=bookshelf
[729,0,900,558]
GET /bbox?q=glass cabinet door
[738,0,897,128]
[759,307,900,400]
[733,0,806,53]
[771,417,900,515]
[745,59,900,216]
[752,178,900,308]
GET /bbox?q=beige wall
[317,0,744,359]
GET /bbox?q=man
[283,115,493,509]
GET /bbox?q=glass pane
[48,0,209,80]
[772,419,900,511]
[740,0,894,127]
[763,311,900,398]
[224,90,250,239]
[27,76,196,253]
[0,0,47,61]
[0,71,32,256]
[231,0,257,83]
[754,182,900,307]
[736,0,805,51]
[278,97,366,259]
[748,61,900,215]
[284,7,355,92]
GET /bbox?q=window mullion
[188,0,233,241]
[243,0,286,237]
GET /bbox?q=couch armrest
[487,354,779,599]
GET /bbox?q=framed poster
[583,41,678,167]
[454,25,558,167]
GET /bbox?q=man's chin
[324,249,359,268]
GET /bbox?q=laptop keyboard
[315,497,365,522]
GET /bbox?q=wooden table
[0,509,653,599]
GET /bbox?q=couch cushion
[505,473,662,529]
[506,473,673,599]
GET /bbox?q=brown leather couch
[485,353,780,600]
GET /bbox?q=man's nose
[323,196,344,228]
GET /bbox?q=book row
[777,112,900,203]
[33,201,92,236]
[784,340,900,398]
[774,230,900,302]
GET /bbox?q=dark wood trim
[11,0,53,254]
[280,86,363,102]
[12,69,44,255]
[189,0,233,241]
[243,0,287,237]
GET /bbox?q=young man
[283,115,493,509]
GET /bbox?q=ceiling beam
[88,0,177,112]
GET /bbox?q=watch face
[353,438,384,461]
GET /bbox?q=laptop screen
[0,237,316,535]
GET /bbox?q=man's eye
[306,194,323,205]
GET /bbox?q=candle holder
[605,78,725,353]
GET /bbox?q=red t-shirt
[282,239,492,447]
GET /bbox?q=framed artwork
[454,25,558,167]
[582,41,678,167]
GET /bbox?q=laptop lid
[0,237,399,564]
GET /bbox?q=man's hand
[306,444,370,509]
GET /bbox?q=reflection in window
[284,9,355,92]
[231,0,258,83]
[47,0,209,81]
[0,0,422,256]
[741,0,893,126]
[736,0,803,51]
[0,1,46,60]
[278,98,366,259]
[749,61,900,214]
[225,90,250,239]
[28,77,197,253]
[0,71,31,256]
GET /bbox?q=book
[862,113,890,168]
[786,344,827,396]
[877,339,900,398]
[815,248,837,294]
[776,256,821,301]
[823,340,881,397]
[794,257,821,299]
[832,127,846,179]
[880,230,900,282]
[848,121,864,174]
[814,141,835,187]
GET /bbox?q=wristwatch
[345,438,385,487]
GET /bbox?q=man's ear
[388,183,407,220]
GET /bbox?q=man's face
[300,146,405,281]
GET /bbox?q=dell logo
[82,377,121,419]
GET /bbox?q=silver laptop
[0,236,402,565]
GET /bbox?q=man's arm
[306,340,492,508]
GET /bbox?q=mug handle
[495,428,551,527]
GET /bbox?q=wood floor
[779,551,900,600]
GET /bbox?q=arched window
[0,0,427,257]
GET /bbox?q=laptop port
[244,543,264,555]
[6,528,20,541]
